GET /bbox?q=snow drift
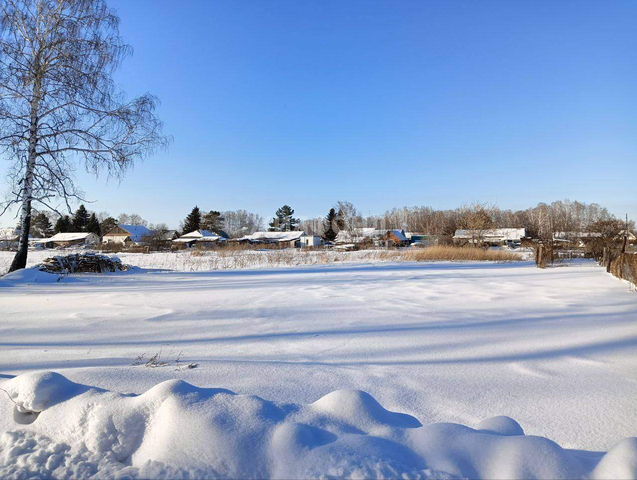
[1,372,635,479]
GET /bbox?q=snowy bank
[1,371,635,479]
[0,267,64,284]
[0,263,140,286]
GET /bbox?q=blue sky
[1,0,636,228]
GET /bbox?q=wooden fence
[606,251,637,285]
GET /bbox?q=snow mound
[592,437,637,480]
[1,264,141,285]
[311,389,422,430]
[0,267,62,284]
[5,371,86,414]
[0,372,635,479]
[476,415,525,436]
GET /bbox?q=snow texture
[1,255,636,478]
[0,371,635,479]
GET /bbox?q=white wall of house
[300,235,322,247]
[102,235,129,244]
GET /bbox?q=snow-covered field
[1,258,636,478]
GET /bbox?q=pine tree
[100,217,119,235]
[72,205,90,232]
[323,208,339,242]
[269,205,299,232]
[87,213,102,237]
[30,212,54,238]
[182,206,202,234]
[54,216,72,234]
[202,210,224,233]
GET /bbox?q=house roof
[180,230,217,239]
[335,228,382,243]
[240,231,306,242]
[110,224,152,242]
[622,230,637,240]
[173,230,224,243]
[453,228,525,240]
[387,229,408,242]
[44,232,96,242]
[157,230,179,241]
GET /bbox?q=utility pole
[622,214,628,254]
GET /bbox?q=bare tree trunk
[9,69,41,273]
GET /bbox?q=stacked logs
[38,253,131,274]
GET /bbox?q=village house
[36,232,100,249]
[140,229,181,250]
[159,229,180,241]
[335,228,411,247]
[102,224,152,245]
[453,228,526,247]
[335,228,382,245]
[156,229,180,245]
[172,230,226,248]
[383,229,409,247]
[238,231,307,248]
[299,235,323,248]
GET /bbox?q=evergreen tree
[30,212,54,238]
[72,205,90,231]
[322,208,339,242]
[202,210,224,233]
[269,205,300,232]
[100,217,119,235]
[54,216,72,234]
[87,213,102,237]
[182,206,202,234]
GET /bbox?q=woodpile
[38,253,131,274]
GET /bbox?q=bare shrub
[133,347,183,368]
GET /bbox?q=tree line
[21,199,635,247]
[301,199,635,243]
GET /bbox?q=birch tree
[0,0,168,272]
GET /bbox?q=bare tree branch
[0,0,170,271]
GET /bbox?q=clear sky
[1,0,636,228]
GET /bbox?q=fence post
[621,235,627,255]
[603,247,608,269]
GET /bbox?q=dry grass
[0,245,523,275]
[395,245,521,262]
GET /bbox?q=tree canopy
[269,205,299,232]
[182,206,202,234]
